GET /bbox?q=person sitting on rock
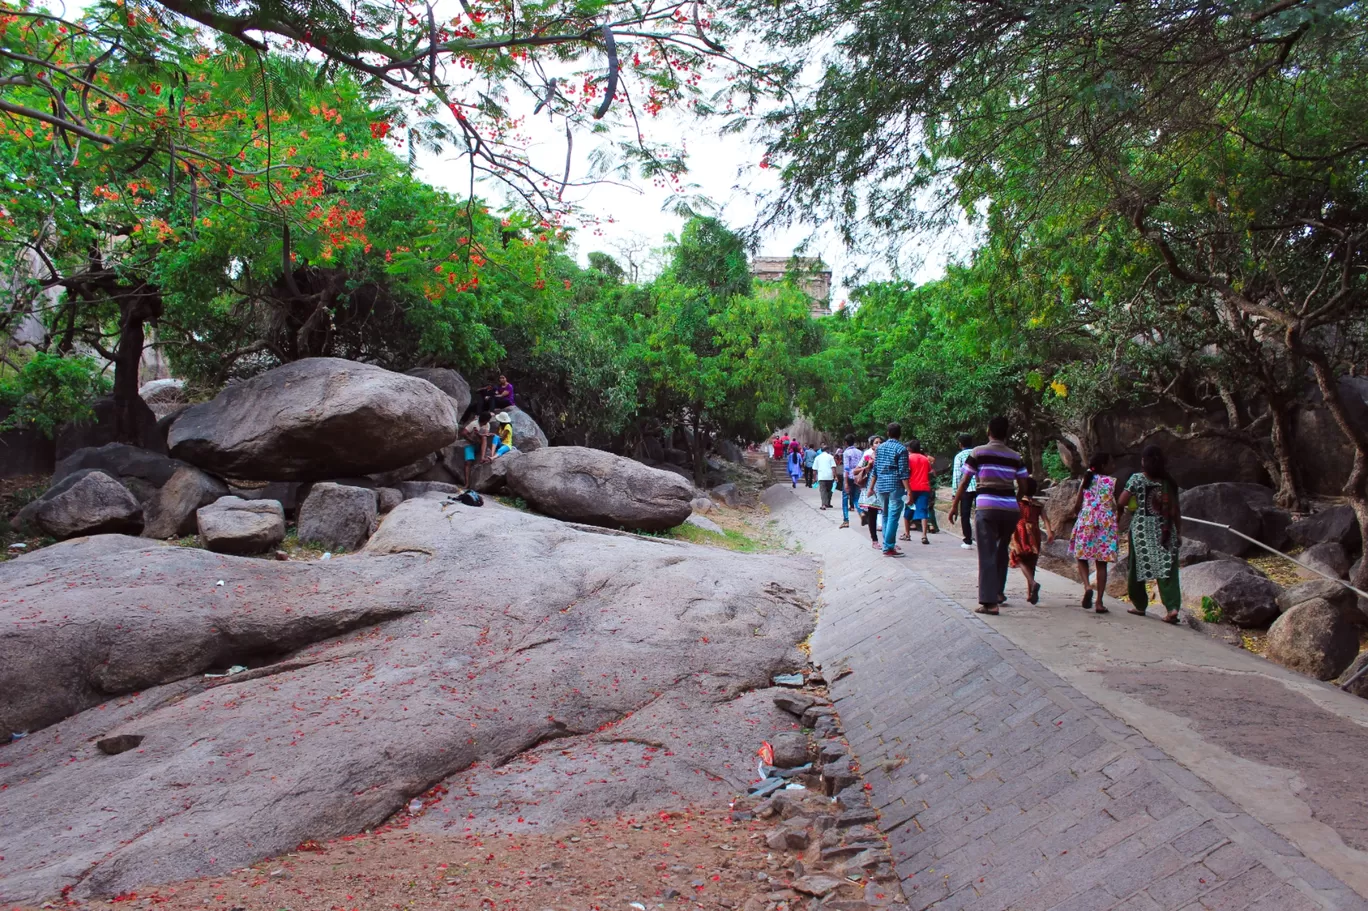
[493,412,515,456]
[472,374,515,413]
[460,412,495,485]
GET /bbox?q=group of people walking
[772,418,1185,622]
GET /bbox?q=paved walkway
[764,480,1368,911]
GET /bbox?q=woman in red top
[901,439,935,545]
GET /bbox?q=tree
[740,0,1368,583]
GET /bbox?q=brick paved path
[767,484,1367,911]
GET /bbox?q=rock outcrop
[0,499,816,904]
[15,470,144,539]
[297,482,377,551]
[506,446,694,531]
[1181,560,1281,628]
[1265,598,1361,680]
[141,466,229,539]
[168,358,459,480]
[196,496,285,554]
[404,367,471,418]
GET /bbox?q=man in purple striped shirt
[947,415,1030,615]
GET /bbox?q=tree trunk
[111,285,162,444]
[1266,397,1302,512]
[691,409,707,488]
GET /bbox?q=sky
[409,34,974,306]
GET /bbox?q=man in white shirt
[813,445,838,510]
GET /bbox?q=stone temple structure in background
[749,257,833,317]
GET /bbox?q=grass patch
[657,521,765,552]
[1200,595,1223,624]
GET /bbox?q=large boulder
[167,358,459,480]
[196,496,285,555]
[711,482,741,507]
[1181,560,1282,628]
[1265,598,1361,680]
[0,499,816,904]
[227,481,305,519]
[1277,578,1360,616]
[404,367,471,419]
[52,443,188,504]
[1339,653,1368,698]
[55,394,164,461]
[297,482,377,552]
[503,406,548,452]
[506,446,694,531]
[14,470,143,539]
[715,438,744,464]
[367,452,439,487]
[1256,507,1293,550]
[141,466,229,539]
[1301,541,1351,580]
[138,377,185,406]
[1288,505,1362,554]
[1179,483,1264,557]
[469,451,520,493]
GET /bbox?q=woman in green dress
[1116,445,1184,624]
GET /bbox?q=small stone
[663,889,681,900]
[801,704,837,727]
[837,809,878,828]
[820,742,848,763]
[770,731,811,768]
[774,693,817,717]
[95,734,144,755]
[274,550,289,561]
[790,874,847,898]
[766,828,810,851]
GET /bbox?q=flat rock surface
[0,499,815,904]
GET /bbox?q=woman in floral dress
[1116,445,1184,624]
[1070,452,1119,613]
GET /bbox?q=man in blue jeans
[839,433,863,529]
[873,422,910,556]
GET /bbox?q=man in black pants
[947,417,1030,615]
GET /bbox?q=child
[1008,477,1048,605]
[493,412,515,454]
[1069,452,1120,613]
[460,412,494,486]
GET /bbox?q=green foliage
[0,353,111,437]
[1200,596,1224,625]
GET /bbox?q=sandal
[975,605,1000,615]
[921,538,930,545]
[1163,611,1181,625]
[1082,590,1094,611]
[1127,608,1146,616]
[1095,604,1109,614]
[900,533,911,541]
[883,549,906,558]
[1027,582,1041,605]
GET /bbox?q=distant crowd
[771,418,1185,621]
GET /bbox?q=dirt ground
[12,807,785,911]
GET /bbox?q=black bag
[457,490,483,507]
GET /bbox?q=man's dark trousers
[818,479,833,508]
[974,509,1018,605]
[959,499,974,545]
